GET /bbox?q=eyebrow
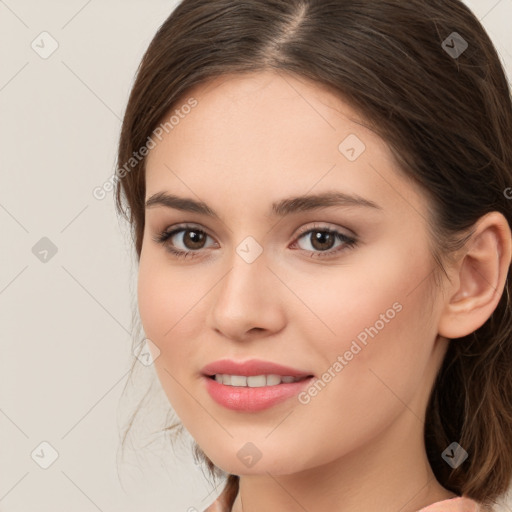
[144,190,382,218]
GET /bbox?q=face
[138,70,450,476]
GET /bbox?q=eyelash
[152,223,358,260]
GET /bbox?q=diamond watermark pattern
[31,441,59,469]
[442,442,468,468]
[32,237,58,263]
[237,442,263,468]
[338,134,366,161]
[31,31,59,59]
[236,236,263,264]
[134,338,160,366]
[442,32,468,59]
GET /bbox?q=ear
[437,211,512,339]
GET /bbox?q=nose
[206,248,286,342]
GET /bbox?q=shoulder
[203,489,490,512]
[417,496,490,512]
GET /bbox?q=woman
[115,1,512,510]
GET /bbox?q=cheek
[137,256,208,414]
[278,258,438,468]
[295,245,436,396]
[137,261,170,343]
[325,291,432,395]
[137,250,204,369]
[138,242,194,339]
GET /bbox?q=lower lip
[203,375,314,412]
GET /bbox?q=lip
[203,374,315,412]
[201,358,315,412]
[201,358,314,378]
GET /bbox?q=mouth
[202,373,316,412]
[205,373,314,387]
[200,359,316,411]
[201,358,314,381]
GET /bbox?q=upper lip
[201,359,314,378]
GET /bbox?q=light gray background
[1,1,511,511]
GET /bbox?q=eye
[152,224,216,259]
[291,224,357,259]
[152,223,358,260]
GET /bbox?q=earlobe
[438,212,512,340]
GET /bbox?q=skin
[137,70,511,512]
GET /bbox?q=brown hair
[115,0,512,509]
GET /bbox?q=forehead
[144,70,427,221]
[148,69,371,159]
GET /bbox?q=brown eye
[292,226,357,259]
[153,223,357,261]
[153,225,215,259]
[308,230,336,251]
[179,229,207,250]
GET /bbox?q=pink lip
[201,358,314,378]
[203,375,315,412]
[201,359,315,412]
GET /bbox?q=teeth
[213,374,305,387]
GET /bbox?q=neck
[230,406,457,512]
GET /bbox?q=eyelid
[293,222,356,239]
